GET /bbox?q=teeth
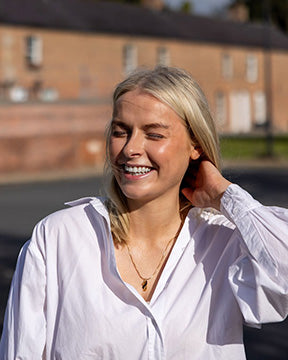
[124,165,151,175]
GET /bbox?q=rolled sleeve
[221,184,288,325]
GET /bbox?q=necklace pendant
[142,280,148,291]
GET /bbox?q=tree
[231,0,288,32]
[180,1,194,14]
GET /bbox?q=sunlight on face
[109,89,195,207]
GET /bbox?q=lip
[118,163,154,170]
[118,163,155,179]
[122,171,154,180]
[120,162,153,168]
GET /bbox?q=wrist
[211,180,231,211]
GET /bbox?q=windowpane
[123,44,137,75]
[246,54,258,83]
[222,53,233,79]
[26,35,43,67]
[215,92,227,126]
[253,91,266,125]
[157,46,170,66]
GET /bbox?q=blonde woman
[1,66,288,359]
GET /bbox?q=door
[229,91,251,133]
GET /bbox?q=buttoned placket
[90,198,195,360]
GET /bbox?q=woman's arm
[183,160,288,325]
[0,222,47,360]
[222,184,288,325]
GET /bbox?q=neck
[127,194,184,247]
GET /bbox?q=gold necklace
[126,226,182,292]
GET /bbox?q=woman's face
[109,89,200,207]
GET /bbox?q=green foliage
[232,0,288,33]
[180,1,193,14]
[220,135,288,160]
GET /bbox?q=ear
[190,145,202,161]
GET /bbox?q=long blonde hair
[105,66,220,244]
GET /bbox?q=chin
[122,190,151,202]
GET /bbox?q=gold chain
[126,225,182,292]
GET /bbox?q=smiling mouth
[123,165,153,176]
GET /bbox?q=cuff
[220,184,261,222]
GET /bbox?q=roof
[1,0,288,50]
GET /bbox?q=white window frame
[215,91,227,126]
[221,53,233,79]
[26,35,43,67]
[123,44,137,75]
[229,91,251,133]
[253,91,266,125]
[157,46,170,66]
[246,54,258,83]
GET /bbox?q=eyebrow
[112,120,170,130]
[143,123,170,131]
[111,120,129,129]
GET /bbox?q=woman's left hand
[181,160,231,211]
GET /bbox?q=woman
[1,66,288,359]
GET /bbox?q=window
[246,54,258,83]
[157,46,170,66]
[123,44,137,75]
[215,92,227,126]
[2,34,15,82]
[229,91,251,133]
[253,91,266,125]
[26,35,43,68]
[221,53,233,79]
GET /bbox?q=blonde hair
[105,66,220,244]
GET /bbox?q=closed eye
[146,133,165,139]
[111,130,128,137]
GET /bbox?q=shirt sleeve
[0,221,47,360]
[221,184,288,326]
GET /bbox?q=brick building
[1,0,288,176]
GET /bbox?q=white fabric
[1,184,288,360]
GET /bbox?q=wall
[0,102,110,175]
[1,24,288,176]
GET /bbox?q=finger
[181,187,194,203]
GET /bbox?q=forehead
[113,89,183,127]
[115,90,164,111]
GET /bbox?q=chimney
[228,3,249,22]
[141,0,164,11]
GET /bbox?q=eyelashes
[111,130,165,140]
[111,130,127,137]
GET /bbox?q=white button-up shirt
[1,184,288,359]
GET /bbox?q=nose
[123,132,144,158]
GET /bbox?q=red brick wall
[1,24,288,177]
[0,103,111,175]
[1,24,288,133]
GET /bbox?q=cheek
[109,138,123,162]
[155,140,191,162]
[151,142,169,156]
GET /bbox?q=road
[0,167,288,359]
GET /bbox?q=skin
[109,89,231,300]
[182,160,231,211]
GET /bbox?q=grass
[220,135,288,161]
